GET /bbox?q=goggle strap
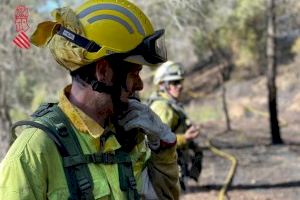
[57,26,101,52]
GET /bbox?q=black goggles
[56,26,167,66]
[169,80,183,86]
[124,29,167,65]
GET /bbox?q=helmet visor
[125,29,167,66]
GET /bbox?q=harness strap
[43,105,95,200]
[117,150,140,200]
[11,118,88,200]
[12,103,140,200]
[63,152,132,167]
[148,94,188,132]
[11,120,67,154]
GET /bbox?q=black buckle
[31,103,55,117]
[78,178,92,191]
[102,153,115,164]
[90,154,101,163]
[90,81,99,91]
[85,40,100,52]
[90,153,115,164]
[55,123,68,137]
[128,176,137,188]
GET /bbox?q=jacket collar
[58,85,105,139]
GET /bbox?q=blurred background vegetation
[1,0,300,159]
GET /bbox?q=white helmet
[153,61,184,85]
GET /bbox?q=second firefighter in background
[148,61,203,190]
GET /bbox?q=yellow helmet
[65,0,167,67]
[75,0,158,62]
[153,61,184,85]
[31,0,167,71]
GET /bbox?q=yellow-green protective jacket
[0,86,179,200]
[149,91,190,148]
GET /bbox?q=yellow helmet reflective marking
[88,14,134,34]
[77,4,146,36]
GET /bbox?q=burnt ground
[180,107,300,200]
[177,55,300,200]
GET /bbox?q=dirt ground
[177,57,300,200]
[180,115,300,200]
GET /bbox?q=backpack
[11,103,139,200]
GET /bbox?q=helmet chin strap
[108,66,140,152]
[89,80,116,94]
[86,64,145,152]
[78,71,127,121]
[83,62,134,150]
[110,67,130,115]
[87,79,128,116]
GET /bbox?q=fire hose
[205,136,238,200]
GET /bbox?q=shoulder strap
[41,105,95,200]
[11,120,67,153]
[167,100,189,132]
[147,93,182,132]
[148,93,188,132]
[11,103,95,200]
[43,107,140,200]
[12,103,141,200]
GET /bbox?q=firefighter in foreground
[0,0,179,199]
[148,61,203,190]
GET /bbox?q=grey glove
[118,99,176,150]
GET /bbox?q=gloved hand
[118,99,176,150]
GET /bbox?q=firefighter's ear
[95,60,113,83]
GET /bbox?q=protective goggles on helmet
[168,80,183,86]
[123,29,167,66]
[56,26,167,66]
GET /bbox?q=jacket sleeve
[0,128,47,200]
[147,145,180,200]
[147,101,180,199]
[176,134,187,147]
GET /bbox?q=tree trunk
[218,69,231,131]
[203,29,232,132]
[267,0,283,144]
